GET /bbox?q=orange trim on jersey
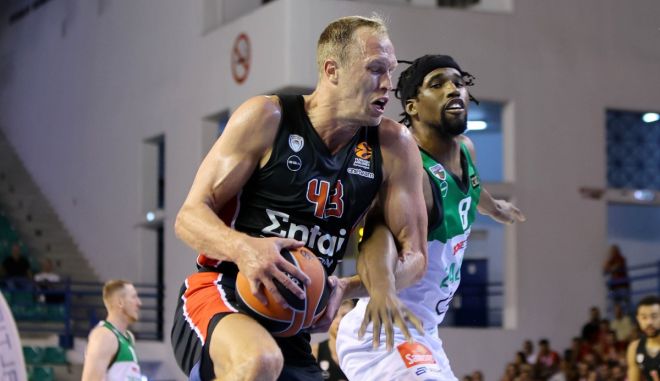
[180,272,238,345]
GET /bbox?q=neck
[305,89,363,154]
[412,123,460,164]
[106,314,129,334]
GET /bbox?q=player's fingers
[396,310,413,344]
[408,313,425,336]
[512,206,526,222]
[276,260,310,293]
[372,316,382,349]
[272,266,306,300]
[278,238,306,249]
[261,277,288,308]
[358,313,372,339]
[384,313,395,352]
[247,278,268,306]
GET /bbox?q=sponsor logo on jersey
[287,155,302,171]
[453,239,467,255]
[288,134,304,152]
[347,168,375,179]
[429,164,446,181]
[397,342,437,368]
[352,157,371,169]
[470,173,480,188]
[355,142,372,159]
[262,209,347,257]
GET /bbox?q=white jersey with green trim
[101,320,142,381]
[396,143,481,329]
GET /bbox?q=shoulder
[378,117,415,147]
[88,324,117,344]
[627,339,640,355]
[233,95,283,127]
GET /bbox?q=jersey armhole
[426,171,444,231]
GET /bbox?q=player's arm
[174,96,308,305]
[81,327,119,381]
[626,339,641,381]
[353,120,428,350]
[460,136,525,224]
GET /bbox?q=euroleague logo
[354,142,372,160]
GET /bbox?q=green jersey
[397,143,481,327]
[101,321,142,381]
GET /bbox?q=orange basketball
[235,247,330,337]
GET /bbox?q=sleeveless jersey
[635,336,660,381]
[396,143,481,329]
[101,321,142,381]
[197,94,383,275]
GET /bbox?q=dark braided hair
[394,55,478,127]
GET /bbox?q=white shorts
[336,301,458,381]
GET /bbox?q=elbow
[174,205,190,240]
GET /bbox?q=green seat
[43,346,67,364]
[22,346,43,365]
[28,365,54,381]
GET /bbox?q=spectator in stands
[81,280,142,381]
[523,339,537,364]
[581,306,602,344]
[610,303,634,345]
[603,244,630,307]
[515,351,528,367]
[471,370,484,381]
[626,295,660,381]
[568,336,592,364]
[548,359,572,381]
[576,361,597,381]
[536,338,561,379]
[34,257,63,304]
[518,363,535,381]
[1,243,32,287]
[501,363,518,381]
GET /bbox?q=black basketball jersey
[198,94,383,275]
[636,336,660,380]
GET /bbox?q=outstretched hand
[492,199,526,225]
[358,290,424,351]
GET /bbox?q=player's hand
[235,236,310,307]
[309,275,346,333]
[491,199,526,224]
[358,290,424,352]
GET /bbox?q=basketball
[235,247,330,337]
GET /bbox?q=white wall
[2,0,660,379]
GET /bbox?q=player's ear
[323,59,339,85]
[405,99,418,117]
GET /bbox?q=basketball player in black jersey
[171,15,428,381]
[627,295,660,381]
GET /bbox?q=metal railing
[606,260,660,312]
[0,278,163,347]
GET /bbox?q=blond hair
[102,279,131,306]
[316,15,388,72]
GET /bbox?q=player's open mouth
[444,98,465,114]
[371,97,388,112]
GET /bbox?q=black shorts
[171,271,322,381]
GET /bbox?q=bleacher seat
[22,346,43,365]
[28,365,55,381]
[43,346,68,365]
